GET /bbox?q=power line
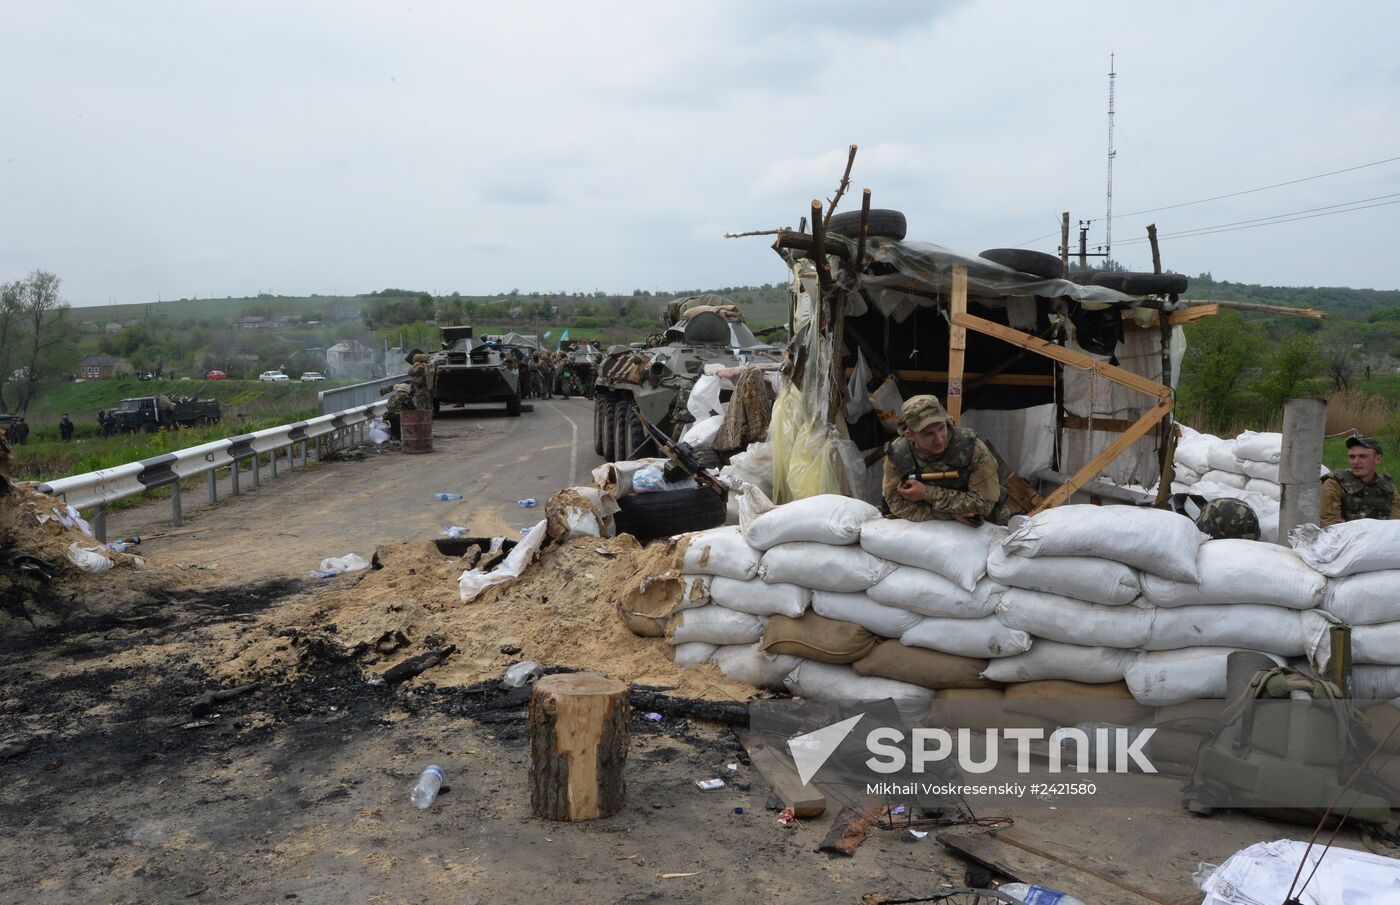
[1112,153,1400,220]
[1114,192,1400,244]
[1113,196,1400,246]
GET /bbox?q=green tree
[1177,312,1263,432]
[1257,334,1322,413]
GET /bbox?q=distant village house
[79,354,127,380]
[325,340,376,377]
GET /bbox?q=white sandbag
[666,605,767,646]
[1290,519,1400,577]
[743,493,879,551]
[1349,623,1400,665]
[1174,438,1215,475]
[736,483,775,532]
[1202,469,1250,490]
[1233,430,1283,464]
[710,643,800,690]
[1125,648,1286,706]
[900,616,1032,659]
[995,588,1154,648]
[867,566,1000,618]
[1206,444,1248,474]
[680,413,724,448]
[708,575,809,618]
[858,519,999,591]
[759,542,893,592]
[812,590,923,640]
[686,374,724,419]
[683,526,762,580]
[1143,605,1307,656]
[1257,508,1280,545]
[784,660,934,722]
[1322,571,1400,625]
[985,544,1140,606]
[1002,504,1206,583]
[1174,463,1205,486]
[1245,478,1280,500]
[672,642,718,667]
[1353,665,1400,700]
[1199,839,1400,905]
[459,520,548,602]
[982,641,1140,685]
[1139,539,1324,610]
[1239,459,1280,482]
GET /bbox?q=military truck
[593,294,780,462]
[427,325,524,417]
[106,383,222,434]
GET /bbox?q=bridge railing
[38,401,387,541]
[318,374,408,414]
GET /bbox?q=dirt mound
[221,535,755,701]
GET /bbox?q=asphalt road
[105,397,606,580]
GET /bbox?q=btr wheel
[601,396,617,460]
[612,397,631,462]
[593,395,607,456]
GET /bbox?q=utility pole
[1105,52,1117,262]
[1078,221,1089,272]
[1059,212,1070,277]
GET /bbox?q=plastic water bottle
[517,498,537,508]
[410,764,445,809]
[998,883,1086,905]
[435,493,463,501]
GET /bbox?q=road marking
[545,401,579,486]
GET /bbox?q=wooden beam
[947,266,968,423]
[1178,299,1324,319]
[1032,399,1174,513]
[952,311,1173,402]
[841,367,1056,388]
[1063,415,1162,435]
[1121,303,1221,332]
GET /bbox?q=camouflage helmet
[1194,498,1261,541]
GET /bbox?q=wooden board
[739,732,826,818]
[938,827,1177,905]
[947,266,968,423]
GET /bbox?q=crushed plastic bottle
[501,660,543,688]
[517,498,538,508]
[442,525,467,539]
[435,492,463,501]
[998,883,1086,905]
[410,764,445,809]
[106,535,141,554]
[308,570,337,579]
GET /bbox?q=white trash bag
[67,543,114,574]
[458,520,548,602]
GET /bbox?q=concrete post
[171,480,183,527]
[252,453,261,487]
[286,444,294,470]
[1278,397,1327,544]
[208,470,218,504]
[93,505,107,543]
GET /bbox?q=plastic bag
[681,413,724,448]
[368,418,390,445]
[631,464,667,494]
[318,553,370,576]
[867,566,993,618]
[996,588,1154,648]
[458,520,548,602]
[869,377,904,433]
[687,375,724,420]
[843,351,875,422]
[67,543,114,574]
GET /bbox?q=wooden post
[809,200,832,293]
[853,189,872,274]
[1059,212,1070,278]
[1147,223,1162,275]
[529,673,629,821]
[1148,223,1174,506]
[947,266,968,424]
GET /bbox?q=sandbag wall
[633,495,1400,721]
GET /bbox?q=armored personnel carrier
[427,325,523,416]
[593,294,779,461]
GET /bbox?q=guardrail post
[171,480,183,527]
[208,469,218,504]
[271,447,279,478]
[252,453,261,487]
[231,458,241,495]
[286,443,294,470]
[92,505,107,543]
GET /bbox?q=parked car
[299,371,326,382]
[258,370,290,382]
[206,370,228,380]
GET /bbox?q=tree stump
[529,673,629,821]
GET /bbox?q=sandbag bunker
[629,493,1400,719]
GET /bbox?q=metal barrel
[399,409,433,454]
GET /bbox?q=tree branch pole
[808,200,833,293]
[853,189,872,275]
[1149,222,1174,508]
[723,228,782,239]
[823,144,858,227]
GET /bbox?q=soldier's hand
[897,480,926,502]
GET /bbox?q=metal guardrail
[38,401,388,541]
[318,374,408,414]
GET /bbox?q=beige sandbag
[621,611,664,638]
[1003,679,1151,726]
[761,612,878,664]
[1005,679,1138,701]
[853,641,995,690]
[927,687,1059,734]
[937,688,1005,702]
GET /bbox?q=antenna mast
[1105,53,1117,260]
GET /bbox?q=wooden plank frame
[947,266,968,423]
[949,310,1175,514]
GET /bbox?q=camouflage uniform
[881,395,1005,524]
[1194,498,1262,541]
[383,382,415,413]
[1320,435,1400,526]
[408,354,433,413]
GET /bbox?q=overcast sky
[5,1,1399,308]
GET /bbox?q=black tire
[612,397,631,461]
[612,486,728,541]
[827,208,907,241]
[593,396,607,456]
[506,394,522,417]
[624,405,647,459]
[1084,270,1189,295]
[602,396,618,460]
[979,248,1065,280]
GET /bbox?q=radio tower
[1105,53,1117,260]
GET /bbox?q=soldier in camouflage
[1194,498,1262,541]
[380,381,415,441]
[407,352,433,413]
[1321,435,1400,526]
[882,394,1007,526]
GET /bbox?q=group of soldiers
[516,350,575,400]
[881,393,1396,538]
[378,352,434,438]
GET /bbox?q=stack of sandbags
[1294,520,1400,685]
